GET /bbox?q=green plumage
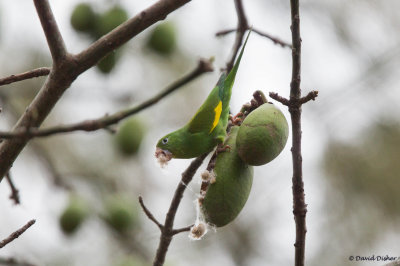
[156,32,250,160]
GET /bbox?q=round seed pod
[97,52,118,74]
[70,3,97,33]
[115,118,145,156]
[202,126,253,227]
[104,195,138,233]
[236,103,289,166]
[59,196,88,235]
[147,22,177,55]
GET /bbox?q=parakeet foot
[216,144,231,155]
[229,112,244,125]
[155,147,173,167]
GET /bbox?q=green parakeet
[155,32,250,165]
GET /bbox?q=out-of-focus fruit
[202,126,253,227]
[70,3,97,33]
[104,195,137,233]
[95,6,128,37]
[147,22,177,55]
[59,196,88,235]
[236,103,289,166]
[97,52,118,74]
[115,118,145,156]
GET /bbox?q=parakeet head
[155,131,182,166]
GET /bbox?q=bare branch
[0,220,35,249]
[288,0,307,265]
[5,172,20,205]
[0,257,37,266]
[33,0,67,63]
[153,154,208,266]
[252,28,292,48]
[269,92,290,106]
[171,225,193,235]
[0,59,213,140]
[139,196,163,231]
[225,0,249,72]
[0,68,51,87]
[217,27,292,49]
[299,90,319,104]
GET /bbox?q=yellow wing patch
[209,101,222,133]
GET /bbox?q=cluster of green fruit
[201,102,289,227]
[71,3,177,74]
[70,3,128,73]
[59,194,138,235]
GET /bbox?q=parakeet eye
[162,138,169,144]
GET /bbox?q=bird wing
[187,75,226,134]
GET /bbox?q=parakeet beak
[155,147,173,167]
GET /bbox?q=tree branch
[153,154,208,266]
[299,90,318,104]
[0,68,51,87]
[225,0,249,72]
[253,28,292,48]
[171,225,193,235]
[217,27,292,49]
[0,257,36,266]
[5,172,20,205]
[288,0,307,265]
[0,220,35,249]
[269,92,290,106]
[139,196,163,231]
[33,0,67,64]
[0,59,213,139]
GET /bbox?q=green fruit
[202,126,253,227]
[147,22,177,55]
[104,195,137,233]
[70,3,97,33]
[115,118,145,156]
[236,103,289,166]
[95,6,128,37]
[97,52,118,74]
[59,196,88,235]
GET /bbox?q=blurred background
[0,0,399,265]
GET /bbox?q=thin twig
[225,0,249,72]
[171,225,193,235]
[0,257,37,266]
[0,68,51,87]
[5,172,20,205]
[74,0,192,73]
[33,0,67,63]
[139,196,163,231]
[269,92,290,106]
[217,27,292,49]
[153,154,208,266]
[253,28,292,48]
[0,220,36,249]
[0,59,213,139]
[299,90,319,104]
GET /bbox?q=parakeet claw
[155,147,173,167]
[216,144,231,154]
[230,112,244,125]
